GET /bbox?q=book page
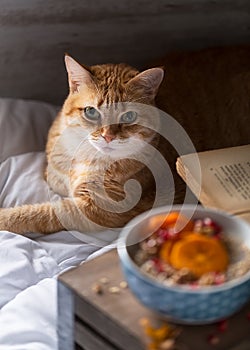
[209,162,250,204]
[237,212,250,225]
[206,161,250,214]
[177,145,250,215]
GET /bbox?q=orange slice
[149,212,194,232]
[159,240,175,263]
[161,212,194,232]
[161,212,182,228]
[159,231,195,263]
[169,233,229,277]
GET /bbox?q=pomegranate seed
[212,223,222,234]
[246,312,250,321]
[203,217,221,234]
[189,281,199,289]
[204,217,213,226]
[214,273,226,285]
[151,257,160,264]
[157,229,171,241]
[217,319,228,332]
[151,257,164,272]
[157,227,180,241]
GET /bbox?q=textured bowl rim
[117,204,250,294]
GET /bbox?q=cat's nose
[102,134,116,143]
[101,132,116,143]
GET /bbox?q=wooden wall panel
[0,0,249,103]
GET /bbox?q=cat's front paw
[0,208,16,233]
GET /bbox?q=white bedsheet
[0,99,119,350]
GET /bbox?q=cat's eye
[84,107,101,121]
[120,111,137,124]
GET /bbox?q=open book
[176,144,250,223]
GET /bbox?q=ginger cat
[0,56,166,234]
[0,46,249,235]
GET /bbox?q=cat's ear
[127,68,164,99]
[64,55,94,93]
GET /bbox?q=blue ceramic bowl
[118,205,250,324]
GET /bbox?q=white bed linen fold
[0,152,118,350]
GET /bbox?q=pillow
[0,98,59,163]
[0,152,61,208]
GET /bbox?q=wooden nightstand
[58,249,250,350]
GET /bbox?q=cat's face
[62,56,164,158]
[83,104,160,158]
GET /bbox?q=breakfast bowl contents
[118,205,250,324]
[135,213,250,288]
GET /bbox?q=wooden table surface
[59,249,250,350]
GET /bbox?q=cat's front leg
[0,203,64,234]
[0,198,103,235]
[0,208,11,232]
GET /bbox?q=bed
[0,98,118,350]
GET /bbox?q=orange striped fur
[0,56,164,233]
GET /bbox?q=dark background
[0,0,250,104]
